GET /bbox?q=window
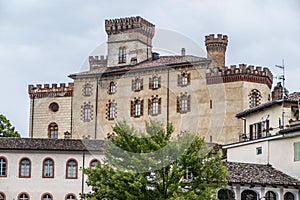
[66,159,77,179]
[65,194,77,200]
[294,142,300,161]
[148,96,161,116]
[42,193,52,200]
[48,123,58,139]
[178,72,190,87]
[149,76,161,90]
[132,78,143,92]
[130,98,144,118]
[177,94,191,113]
[0,157,7,177]
[0,192,5,200]
[284,192,294,200]
[249,120,269,140]
[49,102,59,112]
[82,103,92,122]
[256,147,262,155]
[90,159,100,169]
[109,82,116,94]
[265,191,276,200]
[106,100,117,120]
[241,190,257,200]
[18,193,29,200]
[109,102,115,120]
[43,158,54,178]
[19,158,31,178]
[84,84,92,96]
[218,189,235,200]
[249,89,261,108]
[118,47,126,64]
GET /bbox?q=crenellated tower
[205,34,228,68]
[105,16,155,67]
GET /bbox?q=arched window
[84,84,92,96]
[0,157,7,177]
[109,102,115,120]
[153,76,159,89]
[249,89,261,108]
[0,192,5,200]
[284,192,294,200]
[65,194,77,200]
[118,47,126,64]
[135,100,141,116]
[177,94,191,113]
[66,159,78,179]
[149,96,161,116]
[109,82,116,94]
[90,159,100,169]
[265,191,276,200]
[241,189,258,200]
[48,123,58,139]
[130,98,144,117]
[41,193,52,200]
[19,158,31,178]
[18,193,29,200]
[84,104,91,121]
[43,158,54,178]
[218,189,235,200]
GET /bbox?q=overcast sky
[0,0,299,137]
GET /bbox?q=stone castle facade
[28,16,273,144]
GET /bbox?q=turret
[205,34,228,68]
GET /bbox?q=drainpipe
[81,152,86,194]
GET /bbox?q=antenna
[275,59,288,96]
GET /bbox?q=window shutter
[158,77,161,89]
[140,79,143,90]
[294,142,300,161]
[140,99,144,116]
[177,74,181,86]
[266,120,270,132]
[187,73,191,85]
[148,99,151,115]
[187,95,191,112]
[177,96,180,113]
[258,123,262,138]
[158,98,162,114]
[132,80,135,91]
[249,124,253,140]
[149,77,152,89]
[130,100,134,117]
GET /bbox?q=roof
[69,55,209,78]
[0,138,104,152]
[286,92,300,101]
[225,161,300,187]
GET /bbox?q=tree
[0,114,20,137]
[81,120,227,200]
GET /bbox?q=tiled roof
[286,92,300,101]
[225,161,300,187]
[70,55,208,77]
[0,138,104,151]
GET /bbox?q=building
[28,16,273,144]
[0,138,104,199]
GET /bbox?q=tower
[205,34,228,68]
[105,16,155,67]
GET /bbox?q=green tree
[0,114,20,137]
[81,120,227,200]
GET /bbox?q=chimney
[181,48,186,56]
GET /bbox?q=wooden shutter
[158,77,161,89]
[266,120,270,132]
[132,80,135,91]
[140,99,144,116]
[177,96,180,113]
[149,77,153,89]
[158,98,162,114]
[249,124,253,140]
[130,100,134,117]
[258,123,262,138]
[187,95,191,112]
[140,79,143,90]
[148,99,151,115]
[177,74,181,86]
[187,73,191,85]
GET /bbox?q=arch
[0,157,7,177]
[49,102,59,112]
[65,193,77,200]
[0,192,5,200]
[42,158,54,178]
[241,189,258,200]
[90,159,101,169]
[284,192,295,200]
[19,157,31,178]
[48,122,58,139]
[265,191,277,200]
[249,89,261,108]
[84,83,92,96]
[41,193,53,200]
[218,188,235,200]
[18,192,30,200]
[109,81,116,94]
[66,159,78,179]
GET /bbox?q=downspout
[94,78,99,139]
[81,152,86,194]
[70,92,73,136]
[167,67,170,125]
[31,95,35,138]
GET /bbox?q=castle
[28,16,273,144]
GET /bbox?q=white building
[0,138,104,200]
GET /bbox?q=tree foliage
[82,120,227,200]
[0,114,20,137]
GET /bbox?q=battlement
[105,16,155,38]
[28,83,74,99]
[89,55,107,70]
[205,34,228,46]
[206,64,273,88]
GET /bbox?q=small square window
[256,147,262,155]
